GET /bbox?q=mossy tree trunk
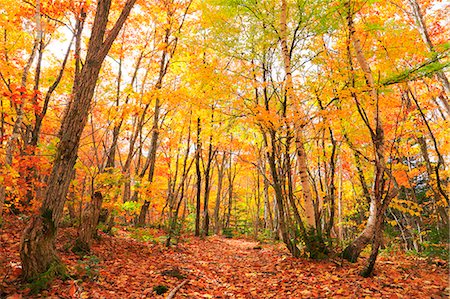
[20,0,136,281]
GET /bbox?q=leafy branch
[382,50,449,86]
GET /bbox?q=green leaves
[382,51,450,86]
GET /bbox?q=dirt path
[1,218,448,298]
[159,237,448,298]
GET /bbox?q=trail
[159,237,448,298]
[1,217,448,298]
[89,233,447,298]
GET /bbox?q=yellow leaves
[390,198,422,217]
[388,220,397,226]
[244,272,257,277]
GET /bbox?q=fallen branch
[166,280,188,299]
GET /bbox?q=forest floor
[1,215,448,298]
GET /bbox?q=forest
[0,0,448,297]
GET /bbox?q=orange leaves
[68,280,78,297]
[1,213,449,298]
[252,105,282,130]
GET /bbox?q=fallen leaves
[0,215,448,298]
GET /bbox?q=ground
[1,215,448,298]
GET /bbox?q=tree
[341,0,400,276]
[195,117,202,236]
[20,0,137,281]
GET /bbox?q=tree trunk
[202,118,215,237]
[135,95,161,227]
[294,132,316,228]
[195,117,202,236]
[361,203,386,277]
[254,174,261,239]
[20,0,136,281]
[263,160,273,232]
[267,129,300,257]
[135,0,189,224]
[280,0,316,235]
[325,128,337,241]
[213,153,226,234]
[342,4,398,277]
[137,200,150,227]
[74,191,103,253]
[342,196,377,262]
[337,159,343,241]
[67,190,77,225]
[166,118,193,246]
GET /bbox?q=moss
[222,227,233,238]
[302,228,329,260]
[161,268,186,279]
[74,255,100,281]
[341,245,359,263]
[28,261,66,294]
[72,239,90,255]
[153,285,168,295]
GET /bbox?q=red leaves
[0,217,448,298]
[2,85,28,106]
[6,294,22,299]
[68,281,77,297]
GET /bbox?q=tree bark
[202,111,216,237]
[342,197,377,262]
[361,206,385,277]
[20,0,136,281]
[195,117,202,236]
[213,153,226,234]
[280,0,316,230]
[74,191,103,253]
[341,4,398,277]
[294,132,316,228]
